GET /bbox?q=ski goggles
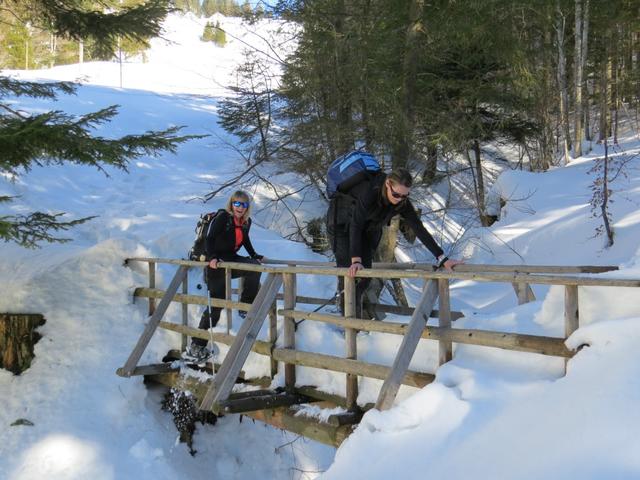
[232,201,250,209]
[388,184,409,200]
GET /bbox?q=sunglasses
[388,183,409,200]
[232,201,249,209]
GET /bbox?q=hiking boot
[185,343,212,363]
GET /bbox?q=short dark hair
[387,168,413,188]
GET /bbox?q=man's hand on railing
[348,261,364,277]
[208,258,221,269]
[443,258,464,271]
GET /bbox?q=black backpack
[188,209,226,261]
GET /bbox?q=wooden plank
[438,279,452,365]
[283,273,297,391]
[148,261,156,316]
[116,363,178,377]
[120,266,188,377]
[327,411,362,427]
[273,348,433,388]
[242,407,354,447]
[218,392,312,414]
[376,279,439,411]
[127,257,618,274]
[181,274,188,351]
[159,321,434,387]
[344,276,358,410]
[199,273,283,411]
[127,259,634,287]
[269,301,278,378]
[135,288,462,320]
[277,310,572,357]
[565,285,579,337]
[225,268,232,333]
[144,372,353,446]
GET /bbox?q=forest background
[2,0,639,259]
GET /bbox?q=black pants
[332,228,382,318]
[193,256,261,346]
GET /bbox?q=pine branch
[0,107,202,175]
[34,0,174,56]
[0,212,96,248]
[0,76,76,99]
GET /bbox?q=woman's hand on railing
[209,258,221,269]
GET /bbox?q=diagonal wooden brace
[200,272,283,411]
[375,279,439,411]
[117,265,188,377]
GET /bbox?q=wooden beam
[218,392,313,414]
[564,285,579,337]
[344,276,358,410]
[273,347,433,388]
[181,273,188,351]
[119,265,188,377]
[283,273,297,391]
[269,301,278,378]
[116,363,178,377]
[135,288,463,320]
[146,371,354,447]
[225,268,232,333]
[148,261,156,316]
[438,279,452,365]
[376,279,439,411]
[199,273,283,411]
[127,257,619,274]
[277,309,573,357]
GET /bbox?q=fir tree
[0,1,200,248]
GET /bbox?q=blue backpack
[326,150,381,198]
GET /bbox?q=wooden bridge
[116,258,636,446]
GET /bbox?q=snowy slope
[2,11,640,480]
[323,137,640,479]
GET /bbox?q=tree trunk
[598,39,610,143]
[368,217,409,317]
[573,0,584,158]
[333,0,354,153]
[601,138,614,247]
[556,5,572,163]
[392,0,425,169]
[0,314,46,375]
[472,140,489,226]
[582,0,591,143]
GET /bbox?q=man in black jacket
[327,168,461,317]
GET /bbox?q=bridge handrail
[125,257,634,287]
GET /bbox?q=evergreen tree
[0,1,200,248]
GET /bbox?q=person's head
[226,190,252,221]
[384,168,412,205]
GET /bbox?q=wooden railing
[122,257,628,413]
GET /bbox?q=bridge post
[225,268,232,334]
[564,285,579,371]
[148,261,156,316]
[283,273,297,392]
[181,273,188,351]
[438,279,452,365]
[269,300,278,378]
[344,275,358,411]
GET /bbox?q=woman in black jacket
[189,190,263,361]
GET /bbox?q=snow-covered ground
[2,12,640,480]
